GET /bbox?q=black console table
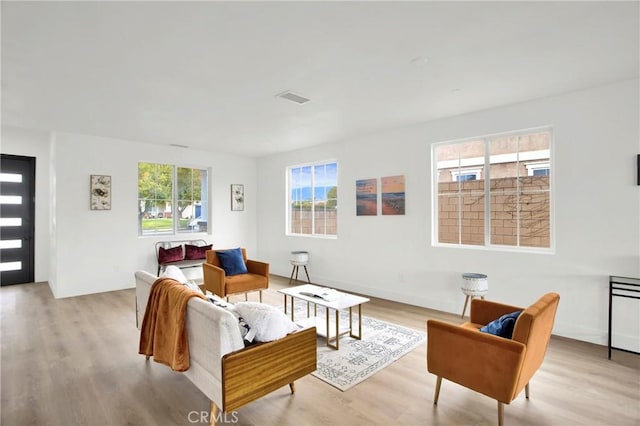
[608,275,640,359]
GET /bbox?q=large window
[138,162,209,236]
[433,128,552,250]
[287,161,338,237]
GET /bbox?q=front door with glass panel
[0,154,35,285]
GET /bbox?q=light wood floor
[2,275,638,426]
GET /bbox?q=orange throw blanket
[138,278,206,372]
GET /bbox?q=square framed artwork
[90,175,111,210]
[231,184,244,211]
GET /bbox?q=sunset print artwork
[381,175,405,215]
[356,178,377,216]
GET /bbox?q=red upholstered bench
[155,239,211,276]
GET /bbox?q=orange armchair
[427,293,560,426]
[203,248,269,302]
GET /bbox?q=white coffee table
[278,284,370,350]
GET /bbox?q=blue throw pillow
[480,311,522,339]
[216,248,248,276]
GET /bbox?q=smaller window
[451,167,482,182]
[287,161,338,237]
[526,161,550,176]
[456,174,477,182]
[138,162,209,236]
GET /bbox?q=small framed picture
[231,184,244,211]
[90,175,111,210]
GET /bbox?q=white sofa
[135,271,317,425]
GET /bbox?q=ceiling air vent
[277,91,311,105]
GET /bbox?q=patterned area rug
[280,303,425,391]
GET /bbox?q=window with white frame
[451,167,482,182]
[138,162,209,236]
[525,161,550,176]
[287,161,338,237]
[433,128,552,250]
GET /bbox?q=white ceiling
[2,1,639,158]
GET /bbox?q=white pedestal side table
[289,251,311,285]
[461,273,488,318]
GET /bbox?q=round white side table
[461,273,488,318]
[289,251,311,285]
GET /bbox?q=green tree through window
[138,162,208,235]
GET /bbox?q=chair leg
[210,401,218,426]
[434,376,442,405]
[303,265,311,283]
[289,382,296,394]
[498,401,504,426]
[244,293,248,301]
[525,383,530,399]
[259,290,263,303]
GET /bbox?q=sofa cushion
[216,248,248,276]
[480,311,522,339]
[235,302,298,343]
[185,243,212,260]
[207,295,251,342]
[225,273,268,294]
[161,265,204,294]
[158,245,184,264]
[161,265,188,283]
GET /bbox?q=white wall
[2,127,257,298]
[1,126,51,284]
[3,79,638,347]
[52,132,258,298]
[257,79,640,348]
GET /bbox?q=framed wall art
[381,175,405,215]
[231,184,244,211]
[90,175,111,210]
[356,178,377,216]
